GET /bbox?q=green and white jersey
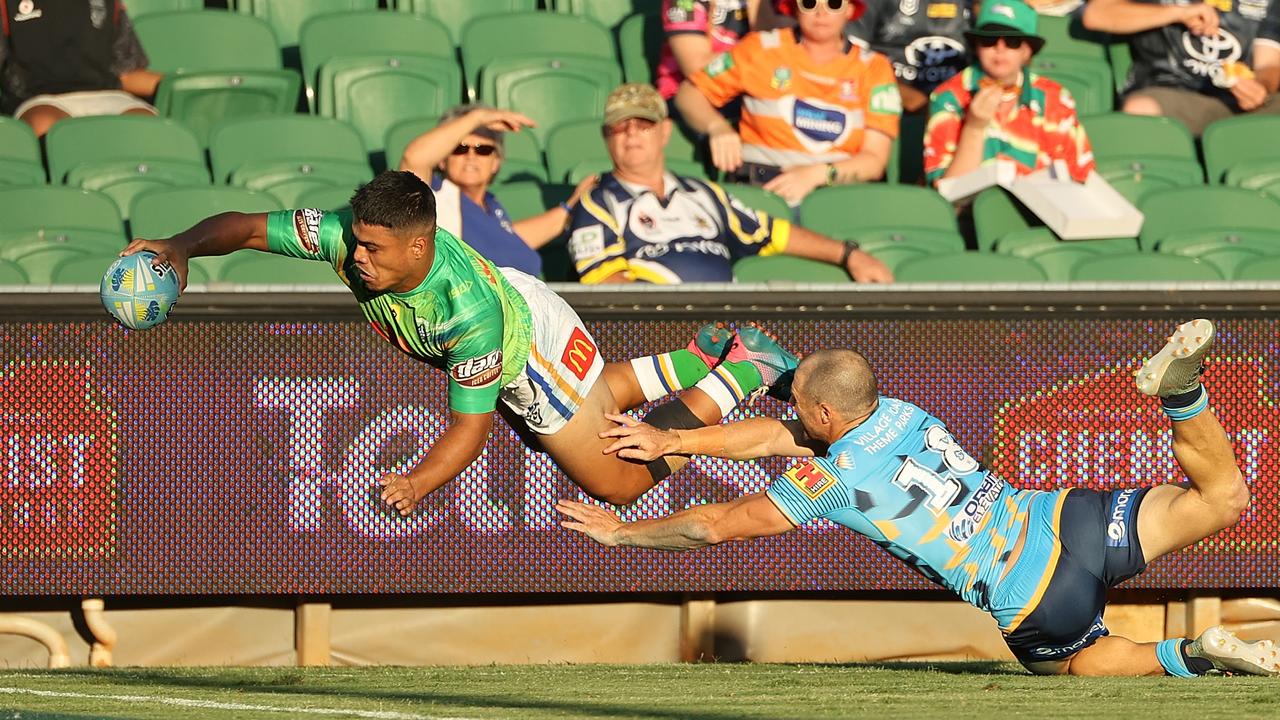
[264,209,534,415]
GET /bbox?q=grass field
[2,663,1278,719]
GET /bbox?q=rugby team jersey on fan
[566,172,790,284]
[847,0,972,95]
[1124,0,1280,95]
[657,0,751,99]
[265,209,533,414]
[924,67,1096,186]
[766,396,1068,631]
[689,28,902,168]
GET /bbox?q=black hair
[349,171,437,234]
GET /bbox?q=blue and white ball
[100,252,181,330]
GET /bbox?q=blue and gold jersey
[767,396,1064,626]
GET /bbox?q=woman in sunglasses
[676,0,902,204]
[923,0,1096,188]
[399,104,596,278]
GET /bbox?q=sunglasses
[797,0,850,12]
[603,118,658,137]
[452,143,498,157]
[974,35,1027,50]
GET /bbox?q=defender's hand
[599,413,680,461]
[556,500,624,546]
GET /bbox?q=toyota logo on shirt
[1181,30,1243,78]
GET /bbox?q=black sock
[1162,385,1204,410]
[1181,640,1216,675]
[641,400,706,483]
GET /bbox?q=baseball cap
[965,0,1045,54]
[603,83,668,127]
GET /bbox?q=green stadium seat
[319,55,463,155]
[994,227,1137,256]
[209,116,373,199]
[972,187,1040,251]
[554,0,663,29]
[11,245,113,284]
[617,12,662,84]
[50,252,210,287]
[1031,55,1114,116]
[217,252,343,286]
[459,12,615,97]
[384,118,547,183]
[857,229,967,253]
[1036,14,1110,60]
[721,184,793,223]
[129,186,285,281]
[294,184,356,212]
[1154,230,1280,278]
[394,0,537,45]
[545,119,609,183]
[1070,252,1224,281]
[1079,113,1203,200]
[299,11,455,113]
[800,185,958,240]
[121,0,204,19]
[45,116,210,219]
[0,186,124,238]
[1233,255,1280,280]
[1223,158,1280,201]
[0,258,30,285]
[1202,115,1280,184]
[490,181,558,221]
[1026,244,1110,282]
[384,117,438,173]
[134,11,302,145]
[895,252,1047,282]
[1137,186,1280,250]
[479,56,622,146]
[1108,40,1132,96]
[238,0,378,53]
[857,244,929,274]
[0,117,46,186]
[732,255,850,283]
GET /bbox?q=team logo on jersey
[792,100,848,143]
[771,66,793,91]
[293,208,323,253]
[902,37,966,83]
[947,474,1004,543]
[784,461,838,500]
[1181,30,1243,83]
[839,81,858,101]
[89,0,107,28]
[927,2,958,18]
[14,0,41,21]
[560,327,597,381]
[451,350,502,388]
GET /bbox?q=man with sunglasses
[675,0,902,204]
[400,104,597,278]
[569,83,893,284]
[1083,0,1280,136]
[924,0,1096,187]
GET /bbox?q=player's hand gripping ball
[99,252,181,330]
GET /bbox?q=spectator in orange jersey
[676,0,902,204]
[923,0,1096,187]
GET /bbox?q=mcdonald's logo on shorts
[561,327,597,381]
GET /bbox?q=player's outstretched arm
[121,212,270,290]
[600,413,822,462]
[557,492,795,551]
[379,409,494,516]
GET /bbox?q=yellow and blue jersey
[767,396,1066,630]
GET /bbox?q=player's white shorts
[497,268,604,435]
[14,90,157,120]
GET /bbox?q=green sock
[629,349,715,402]
[692,360,764,416]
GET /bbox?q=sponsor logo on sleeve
[1106,488,1140,547]
[706,52,735,77]
[568,225,606,260]
[560,327,598,381]
[293,208,324,253]
[450,350,503,388]
[870,82,903,115]
[783,461,839,500]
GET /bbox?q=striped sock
[1162,386,1208,422]
[1156,638,1213,677]
[630,349,714,402]
[692,360,764,416]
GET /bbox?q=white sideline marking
[0,686,479,719]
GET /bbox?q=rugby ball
[99,252,181,330]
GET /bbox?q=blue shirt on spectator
[431,175,542,278]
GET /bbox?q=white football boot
[1187,625,1280,676]
[1136,319,1215,397]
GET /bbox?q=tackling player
[121,170,797,515]
[560,319,1280,676]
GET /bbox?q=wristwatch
[839,240,860,267]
